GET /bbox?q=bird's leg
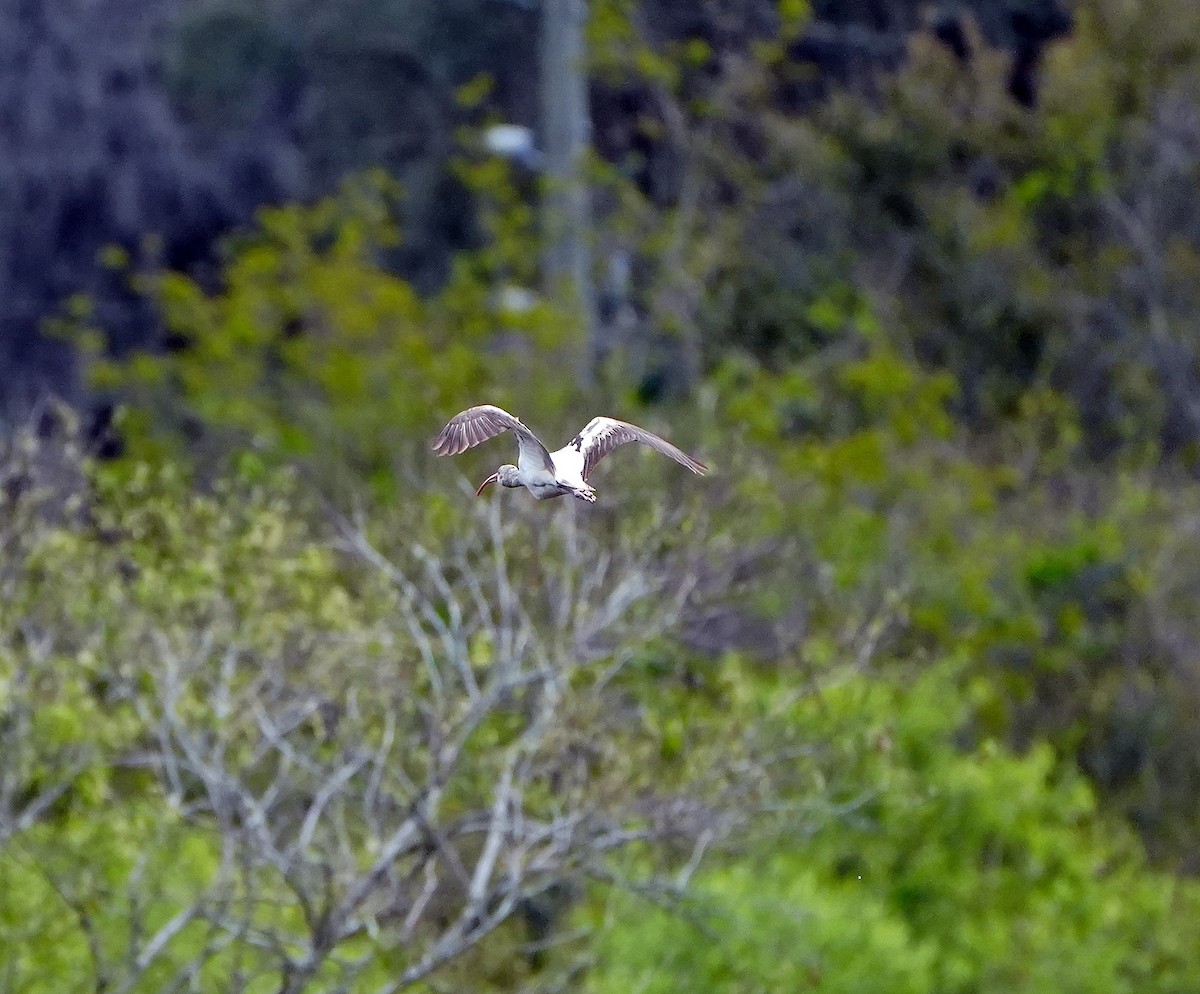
[570,486,597,503]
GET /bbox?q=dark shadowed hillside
[2,0,1069,406]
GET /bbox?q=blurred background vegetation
[4,0,1200,990]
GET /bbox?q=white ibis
[431,405,707,503]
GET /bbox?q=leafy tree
[78,170,582,492]
[588,663,1200,994]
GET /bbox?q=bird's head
[476,464,521,495]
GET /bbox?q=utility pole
[539,0,595,385]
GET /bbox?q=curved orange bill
[476,472,499,496]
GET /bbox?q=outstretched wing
[558,417,707,482]
[431,405,555,475]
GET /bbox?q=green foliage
[21,1,1200,988]
[589,664,1200,994]
[79,170,581,490]
[698,343,1200,871]
[1,810,220,994]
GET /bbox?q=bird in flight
[431,405,707,503]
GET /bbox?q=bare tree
[146,498,751,990]
[0,467,768,993]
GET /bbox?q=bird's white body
[431,405,706,503]
[521,461,576,501]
